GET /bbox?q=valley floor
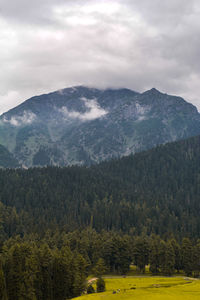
[75,276,200,300]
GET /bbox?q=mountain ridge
[0,86,199,167]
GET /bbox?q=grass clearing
[75,276,200,300]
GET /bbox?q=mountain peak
[150,87,160,93]
[143,87,163,95]
[0,86,200,167]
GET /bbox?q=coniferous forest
[0,135,200,299]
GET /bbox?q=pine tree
[37,244,53,300]
[96,277,105,293]
[0,260,8,300]
[6,244,23,300]
[170,239,181,272]
[92,258,107,277]
[162,241,175,276]
[193,240,200,277]
[149,236,160,274]
[181,238,193,276]
[52,247,73,300]
[72,253,87,297]
[159,240,166,274]
[133,236,149,273]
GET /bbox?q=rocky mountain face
[0,144,20,168]
[0,86,200,167]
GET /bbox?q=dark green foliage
[149,237,175,276]
[0,260,7,300]
[4,243,37,300]
[170,239,181,272]
[193,241,200,277]
[0,135,200,239]
[0,135,199,297]
[133,236,149,273]
[72,253,87,297]
[101,234,132,274]
[52,247,74,300]
[96,277,106,293]
[149,236,161,274]
[181,238,194,276]
[93,258,107,277]
[0,230,200,298]
[87,285,95,294]
[1,239,87,300]
[160,241,175,276]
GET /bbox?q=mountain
[0,86,200,167]
[0,135,200,238]
[0,144,20,168]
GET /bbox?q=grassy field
[75,276,200,300]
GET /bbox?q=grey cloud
[0,0,64,25]
[125,0,196,25]
[0,0,200,115]
[0,0,114,26]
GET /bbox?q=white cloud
[0,91,21,115]
[59,97,108,121]
[3,111,36,126]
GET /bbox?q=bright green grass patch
[75,277,200,300]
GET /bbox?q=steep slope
[0,144,19,168]
[0,135,199,238]
[0,86,199,167]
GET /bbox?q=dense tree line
[0,238,87,299]
[0,135,200,240]
[0,230,200,299]
[0,135,200,298]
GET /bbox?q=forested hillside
[0,135,200,299]
[1,230,200,300]
[0,135,199,240]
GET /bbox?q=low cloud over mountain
[1,0,200,115]
[0,86,199,167]
[59,97,108,121]
[2,111,36,126]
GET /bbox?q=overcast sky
[0,0,200,115]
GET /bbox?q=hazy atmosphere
[0,0,200,114]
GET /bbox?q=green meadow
[75,277,200,300]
